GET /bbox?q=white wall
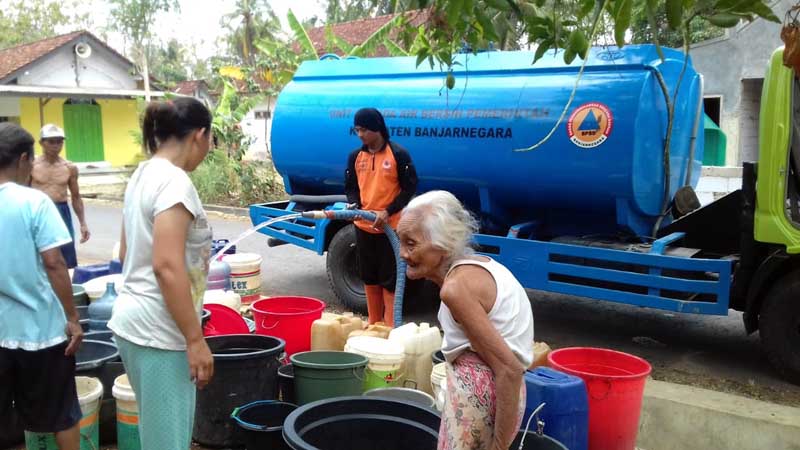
[696,166,742,205]
[241,97,276,161]
[17,44,136,90]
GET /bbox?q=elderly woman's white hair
[403,190,479,260]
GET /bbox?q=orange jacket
[345,141,418,233]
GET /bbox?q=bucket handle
[518,402,546,450]
[352,367,365,381]
[260,318,280,330]
[231,400,277,430]
[587,378,612,400]
[403,379,417,389]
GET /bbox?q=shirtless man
[30,124,90,269]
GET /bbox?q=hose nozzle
[301,210,330,220]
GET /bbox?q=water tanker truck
[250,45,800,383]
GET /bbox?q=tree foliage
[221,0,284,65]
[108,0,178,61]
[0,0,91,49]
[324,0,398,23]
[629,3,724,47]
[147,38,190,87]
[342,0,779,71]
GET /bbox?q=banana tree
[288,8,410,59]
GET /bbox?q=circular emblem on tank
[567,102,613,148]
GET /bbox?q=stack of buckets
[24,377,103,450]
[23,376,142,450]
[112,375,140,450]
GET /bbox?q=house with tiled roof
[174,80,215,108]
[0,31,166,166]
[305,10,430,57]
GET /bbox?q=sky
[68,0,326,60]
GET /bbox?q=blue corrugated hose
[301,209,406,327]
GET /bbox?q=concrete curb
[83,194,251,218]
[638,379,800,450]
[204,204,250,217]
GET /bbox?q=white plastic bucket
[24,376,103,450]
[112,375,140,450]
[345,336,405,390]
[223,253,262,303]
[430,362,447,410]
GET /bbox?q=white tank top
[438,257,535,367]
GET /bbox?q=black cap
[354,107,389,141]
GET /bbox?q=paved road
[77,201,800,405]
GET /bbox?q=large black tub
[283,397,441,450]
[194,334,285,448]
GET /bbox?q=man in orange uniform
[345,108,418,326]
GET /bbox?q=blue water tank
[523,367,588,450]
[270,45,704,237]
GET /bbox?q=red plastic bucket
[251,297,326,356]
[548,347,651,450]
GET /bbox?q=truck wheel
[759,275,800,384]
[326,225,366,313]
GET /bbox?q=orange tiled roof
[305,10,430,57]
[0,30,133,83]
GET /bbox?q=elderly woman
[398,190,534,450]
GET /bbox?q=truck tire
[326,225,367,312]
[759,274,800,384]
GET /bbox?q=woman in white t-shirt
[397,190,534,450]
[108,97,214,450]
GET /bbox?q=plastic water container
[345,336,405,391]
[311,312,364,351]
[430,362,447,411]
[25,376,103,450]
[203,289,242,311]
[207,259,231,291]
[112,375,140,450]
[83,274,124,301]
[530,341,552,369]
[88,282,117,331]
[523,367,588,450]
[548,347,651,450]
[348,322,392,339]
[388,322,442,394]
[223,253,262,303]
[72,263,112,284]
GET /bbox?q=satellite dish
[75,42,92,59]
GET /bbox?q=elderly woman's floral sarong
[437,351,526,450]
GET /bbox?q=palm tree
[222,0,282,66]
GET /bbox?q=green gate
[63,101,105,162]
